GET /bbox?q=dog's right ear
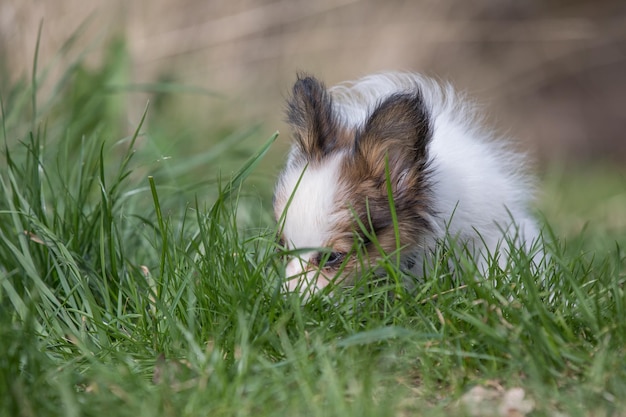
[353,92,432,196]
[286,74,341,163]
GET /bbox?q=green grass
[1,37,625,417]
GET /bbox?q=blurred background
[1,0,625,235]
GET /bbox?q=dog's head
[273,74,434,294]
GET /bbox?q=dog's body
[273,72,540,294]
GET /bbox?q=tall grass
[1,37,625,417]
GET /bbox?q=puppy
[273,72,540,295]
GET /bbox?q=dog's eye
[322,251,346,268]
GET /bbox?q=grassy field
[1,39,625,417]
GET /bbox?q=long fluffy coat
[273,72,540,294]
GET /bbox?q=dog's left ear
[286,74,342,163]
[354,93,432,194]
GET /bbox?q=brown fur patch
[319,93,435,281]
[351,93,431,193]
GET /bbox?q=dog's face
[273,75,433,294]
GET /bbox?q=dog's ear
[286,74,342,163]
[354,93,431,194]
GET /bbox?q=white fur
[277,153,345,292]
[277,72,541,292]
